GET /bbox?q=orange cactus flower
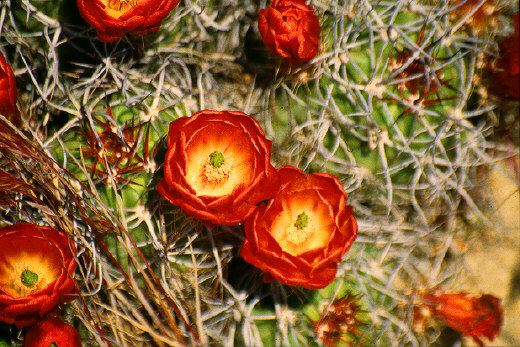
[24,316,82,347]
[417,290,503,347]
[157,110,281,227]
[0,224,77,328]
[0,51,19,125]
[258,0,321,67]
[76,0,180,42]
[240,165,358,289]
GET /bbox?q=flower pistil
[209,151,225,168]
[20,269,38,287]
[294,212,308,229]
[287,212,313,245]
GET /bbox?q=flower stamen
[107,0,139,12]
[101,0,141,18]
[202,152,231,184]
[285,212,313,249]
[286,225,312,246]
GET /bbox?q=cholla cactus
[0,0,517,345]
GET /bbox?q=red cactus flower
[24,316,82,347]
[156,110,281,227]
[258,0,321,67]
[490,13,519,101]
[240,165,358,289]
[416,290,503,347]
[0,224,77,328]
[0,51,19,125]
[76,0,180,42]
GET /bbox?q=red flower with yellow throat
[240,165,358,289]
[157,110,281,227]
[0,224,77,328]
[77,0,180,42]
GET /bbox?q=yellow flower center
[272,209,325,256]
[282,211,314,254]
[184,125,255,197]
[102,0,141,18]
[270,192,335,257]
[202,152,232,185]
[5,263,53,297]
[0,250,62,298]
[186,145,253,197]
